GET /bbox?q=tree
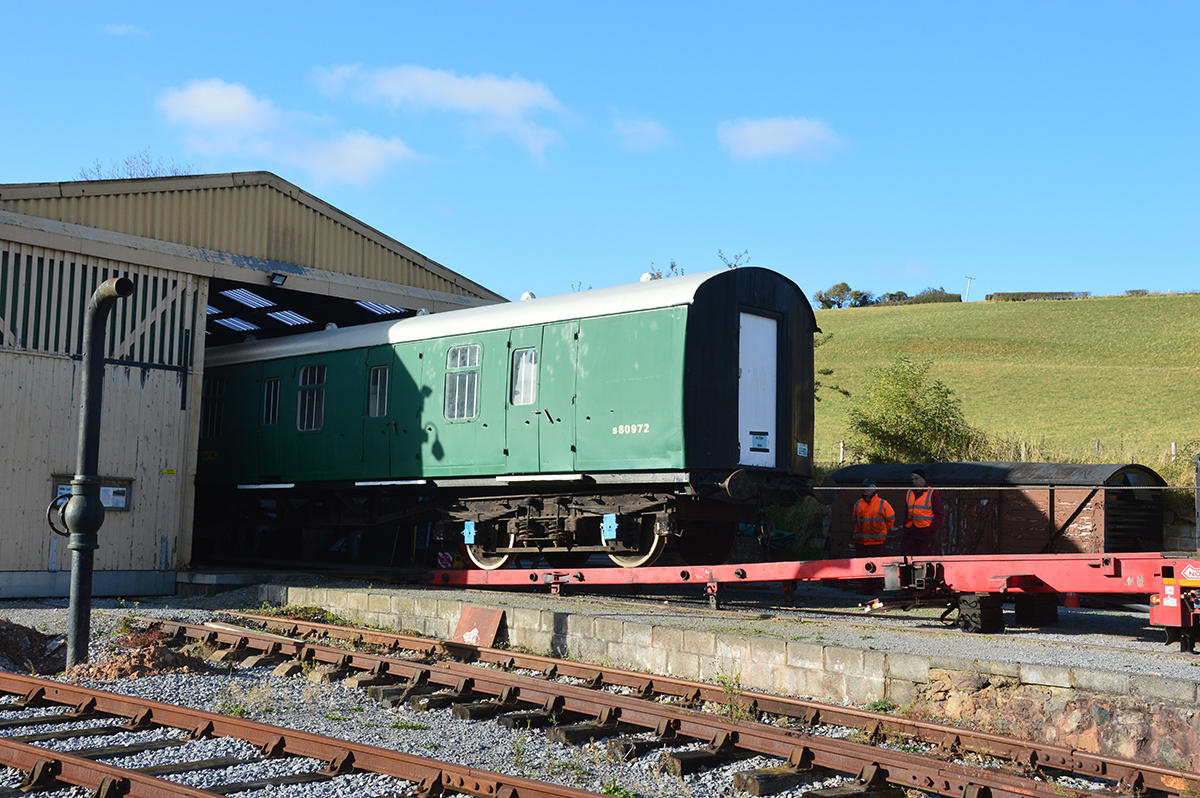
[814,282,852,309]
[849,289,876,307]
[813,332,849,403]
[717,248,750,269]
[878,291,909,304]
[645,259,683,280]
[845,356,989,463]
[78,147,196,181]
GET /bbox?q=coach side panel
[574,307,687,471]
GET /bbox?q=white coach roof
[206,269,736,367]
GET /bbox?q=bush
[845,357,990,463]
[901,291,961,305]
[985,291,1090,302]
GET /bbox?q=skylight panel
[356,300,408,315]
[214,318,260,332]
[266,310,313,326]
[220,288,275,309]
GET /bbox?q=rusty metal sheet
[452,606,505,647]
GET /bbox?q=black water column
[65,277,134,667]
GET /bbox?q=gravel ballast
[0,578,1190,798]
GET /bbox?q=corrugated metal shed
[0,172,501,304]
[826,462,1165,557]
[0,173,502,597]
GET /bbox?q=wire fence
[815,441,1196,468]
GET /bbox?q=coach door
[538,321,577,472]
[737,313,777,467]
[505,327,542,474]
[257,360,286,480]
[363,346,393,478]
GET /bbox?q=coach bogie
[464,521,515,570]
[603,514,667,567]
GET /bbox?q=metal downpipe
[65,277,133,668]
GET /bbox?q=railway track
[0,667,612,798]
[125,612,1198,798]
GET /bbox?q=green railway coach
[197,267,818,569]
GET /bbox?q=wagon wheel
[605,516,666,568]
[543,551,593,568]
[678,520,739,566]
[466,528,517,571]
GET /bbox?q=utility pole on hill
[964,276,976,302]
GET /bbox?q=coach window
[444,344,480,420]
[368,365,389,417]
[200,376,225,438]
[511,348,538,406]
[262,378,280,425]
[297,364,326,431]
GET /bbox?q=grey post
[65,277,134,668]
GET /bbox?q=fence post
[839,441,845,464]
[1172,442,1177,460]
[1095,441,1101,454]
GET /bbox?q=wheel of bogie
[605,516,666,568]
[678,520,739,566]
[466,529,517,571]
[543,551,593,568]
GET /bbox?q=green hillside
[811,294,1200,467]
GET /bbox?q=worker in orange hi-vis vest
[902,468,943,556]
[852,479,895,558]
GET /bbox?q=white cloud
[99,24,147,36]
[613,117,670,152]
[317,64,566,161]
[305,131,416,184]
[157,79,418,185]
[717,116,842,161]
[158,79,279,133]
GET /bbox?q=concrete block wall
[260,584,1199,705]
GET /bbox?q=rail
[134,614,1199,798]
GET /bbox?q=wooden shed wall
[0,236,205,577]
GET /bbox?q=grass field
[812,293,1200,472]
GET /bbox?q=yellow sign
[159,468,177,475]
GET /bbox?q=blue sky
[5,2,1197,303]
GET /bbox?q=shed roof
[0,172,502,304]
[830,462,1166,488]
